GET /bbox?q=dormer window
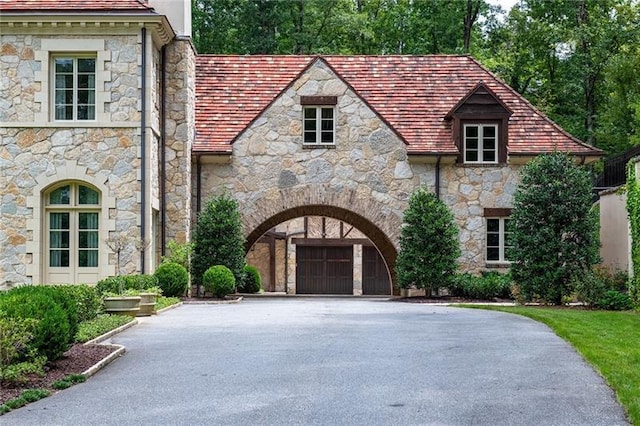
[300,96,337,146]
[447,83,512,164]
[464,123,498,163]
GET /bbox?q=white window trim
[25,161,116,284]
[52,55,97,122]
[486,217,511,264]
[34,39,110,123]
[463,123,499,164]
[45,183,101,269]
[303,106,336,145]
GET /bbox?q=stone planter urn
[137,292,158,316]
[104,296,141,317]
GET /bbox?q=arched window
[45,182,100,282]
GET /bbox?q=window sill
[302,144,336,149]
[457,163,507,168]
[485,262,511,269]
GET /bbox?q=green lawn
[463,306,640,424]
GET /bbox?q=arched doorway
[245,206,397,295]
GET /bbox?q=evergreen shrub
[0,288,71,361]
[239,265,262,293]
[449,272,512,300]
[509,152,600,304]
[595,290,634,311]
[154,262,189,297]
[395,187,460,295]
[192,193,246,289]
[203,265,236,298]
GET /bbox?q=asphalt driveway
[3,299,628,425]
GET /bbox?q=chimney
[148,0,192,37]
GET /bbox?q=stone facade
[197,60,518,289]
[0,12,184,288]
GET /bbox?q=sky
[487,0,519,13]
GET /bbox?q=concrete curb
[81,344,126,379]
[80,302,184,379]
[156,301,183,314]
[182,296,243,305]
[84,318,139,345]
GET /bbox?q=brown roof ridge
[466,56,603,155]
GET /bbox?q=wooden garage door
[362,246,391,295]
[296,246,353,294]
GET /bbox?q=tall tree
[483,0,639,153]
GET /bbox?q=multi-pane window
[47,183,100,268]
[464,124,498,163]
[486,218,511,263]
[54,57,96,121]
[303,106,335,144]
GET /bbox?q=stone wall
[163,38,195,246]
[0,31,157,287]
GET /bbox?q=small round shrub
[203,265,236,298]
[239,265,261,293]
[0,289,71,361]
[154,262,189,297]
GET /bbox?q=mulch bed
[0,344,117,405]
[394,296,513,304]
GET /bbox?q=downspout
[196,154,202,214]
[140,27,147,273]
[196,154,202,297]
[435,155,442,200]
[160,44,167,257]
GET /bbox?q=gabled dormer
[446,82,513,165]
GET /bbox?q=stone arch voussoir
[241,185,402,287]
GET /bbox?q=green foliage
[0,388,50,415]
[155,296,181,311]
[1,357,46,386]
[627,162,640,303]
[465,306,640,424]
[509,153,600,304]
[0,314,37,370]
[449,272,512,300]
[74,314,134,343]
[0,287,73,361]
[162,240,193,271]
[395,188,460,294]
[595,291,635,311]
[574,266,630,307]
[52,374,86,390]
[95,275,159,296]
[54,285,101,323]
[193,0,498,55]
[154,262,189,297]
[192,193,246,289]
[203,265,236,298]
[239,265,262,293]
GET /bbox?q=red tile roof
[193,55,601,157]
[0,0,154,12]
